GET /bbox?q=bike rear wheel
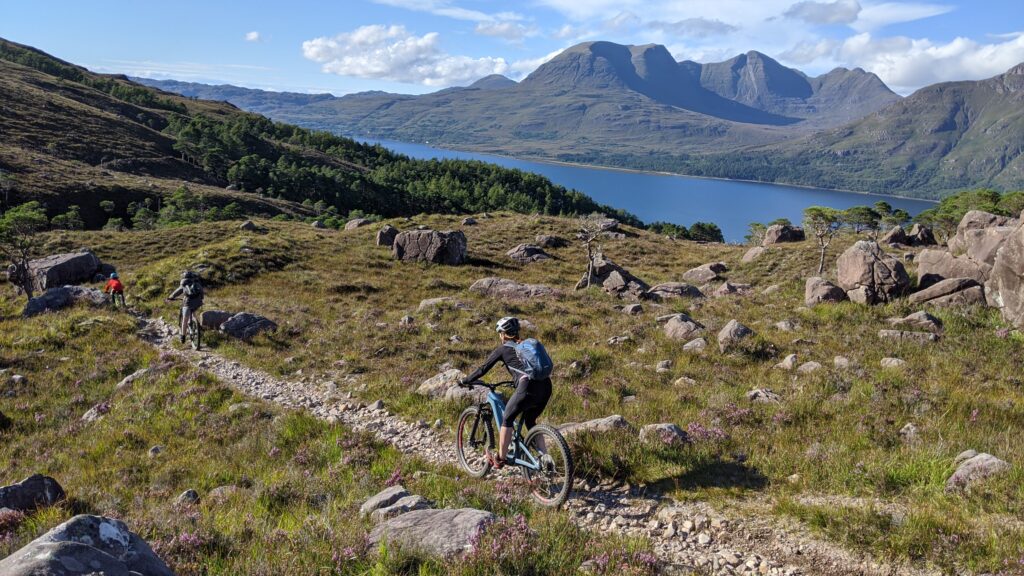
[521,424,574,508]
[189,316,201,350]
[456,406,494,478]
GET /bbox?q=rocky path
[138,318,936,576]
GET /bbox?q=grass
[0,301,658,574]
[3,213,1024,572]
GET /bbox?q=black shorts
[502,377,552,429]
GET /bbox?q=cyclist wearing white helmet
[462,316,552,469]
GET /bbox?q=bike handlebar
[462,379,515,390]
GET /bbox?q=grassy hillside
[0,37,639,230]
[7,213,1023,573]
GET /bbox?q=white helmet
[495,316,520,335]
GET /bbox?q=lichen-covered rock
[0,474,65,512]
[946,451,1010,491]
[639,423,689,446]
[947,210,1016,254]
[907,224,937,246]
[416,369,467,398]
[368,508,495,558]
[986,220,1024,329]
[417,296,469,312]
[682,262,727,284]
[664,314,705,341]
[219,313,278,340]
[199,309,234,330]
[392,230,467,265]
[717,319,754,352]
[360,485,410,517]
[836,241,909,304]
[713,282,751,297]
[742,246,766,263]
[535,234,568,248]
[889,311,943,333]
[345,218,371,230]
[878,330,939,344]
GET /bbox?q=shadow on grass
[465,256,516,270]
[649,459,769,493]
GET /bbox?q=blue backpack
[507,338,554,381]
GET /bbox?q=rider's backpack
[507,338,554,381]
[182,280,203,299]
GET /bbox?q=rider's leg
[498,425,513,462]
[180,307,189,340]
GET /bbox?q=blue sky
[2,0,1022,95]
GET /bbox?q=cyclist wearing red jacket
[104,273,126,308]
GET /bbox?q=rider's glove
[458,378,469,388]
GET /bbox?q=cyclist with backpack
[461,316,553,469]
[166,270,204,343]
[103,272,126,309]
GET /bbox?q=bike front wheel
[189,316,202,350]
[521,424,574,508]
[456,406,494,478]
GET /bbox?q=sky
[2,0,1023,96]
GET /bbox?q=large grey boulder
[836,240,909,304]
[948,210,1016,254]
[908,278,985,307]
[946,451,1010,492]
[23,285,107,317]
[23,250,101,293]
[219,313,278,340]
[376,224,399,247]
[742,246,766,263]
[392,230,467,265]
[535,234,568,249]
[469,277,560,300]
[416,369,466,398]
[986,221,1024,328]
[907,224,937,246]
[645,282,704,301]
[964,226,1016,266]
[360,485,410,518]
[664,314,705,341]
[0,514,174,576]
[506,244,551,264]
[199,309,234,330]
[804,277,847,307]
[879,225,909,245]
[718,319,754,352]
[0,474,65,512]
[575,253,649,299]
[371,495,432,523]
[916,249,989,289]
[682,262,727,284]
[762,224,804,246]
[368,508,496,558]
[345,218,371,230]
[560,415,631,436]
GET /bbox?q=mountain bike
[456,380,574,508]
[177,306,201,350]
[108,292,126,310]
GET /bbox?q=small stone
[775,354,797,371]
[656,360,673,373]
[797,361,822,374]
[399,315,415,327]
[368,400,385,411]
[747,388,781,404]
[148,446,163,458]
[608,335,631,345]
[697,532,712,546]
[899,423,918,443]
[433,419,443,429]
[10,375,26,385]
[175,489,200,506]
[622,303,643,315]
[833,356,850,369]
[774,320,797,332]
[787,473,801,484]
[682,337,706,352]
[674,376,697,386]
[880,357,907,369]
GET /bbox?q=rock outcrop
[986,220,1024,328]
[469,277,560,300]
[368,508,495,558]
[742,246,766,263]
[345,218,371,230]
[907,278,985,307]
[836,241,909,304]
[376,224,399,247]
[575,253,649,299]
[804,277,847,306]
[947,210,1017,254]
[880,226,909,245]
[506,244,551,263]
[22,285,107,317]
[19,250,102,293]
[682,262,727,284]
[762,224,804,246]
[392,230,468,265]
[916,249,989,289]
[907,224,937,246]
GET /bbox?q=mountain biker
[103,272,125,308]
[461,316,552,469]
[166,270,204,343]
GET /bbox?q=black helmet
[181,270,197,280]
[495,316,520,336]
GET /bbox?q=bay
[369,139,935,243]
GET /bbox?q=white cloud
[649,18,738,38]
[851,2,953,32]
[778,38,840,64]
[605,11,641,30]
[244,31,262,42]
[784,0,861,24]
[302,25,512,87]
[509,48,565,76]
[475,21,538,41]
[371,0,523,22]
[838,31,1024,92]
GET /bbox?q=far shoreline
[359,136,940,206]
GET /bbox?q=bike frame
[476,385,543,472]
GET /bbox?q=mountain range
[137,40,1024,198]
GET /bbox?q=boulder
[797,361,822,373]
[878,330,939,344]
[0,514,173,576]
[416,369,466,398]
[964,226,1016,266]
[535,234,568,249]
[368,508,495,558]
[344,218,371,230]
[311,220,326,229]
[742,246,766,263]
[23,285,106,317]
[664,314,705,341]
[506,244,550,264]
[24,250,101,293]
[682,338,707,352]
[907,224,937,246]
[392,230,468,265]
[360,485,410,517]
[908,278,985,307]
[645,282,704,301]
[836,241,910,304]
[916,249,989,289]
[986,221,1024,328]
[371,495,432,523]
[775,319,798,331]
[622,303,643,315]
[0,474,65,512]
[762,224,804,246]
[199,309,234,330]
[469,277,560,300]
[889,311,943,333]
[461,217,477,226]
[746,388,781,404]
[713,282,752,297]
[639,423,689,446]
[717,319,754,353]
[560,415,630,436]
[775,354,797,370]
[239,220,258,232]
[804,277,847,307]
[682,262,727,284]
[575,253,649,299]
[948,210,1016,254]
[417,296,469,312]
[219,313,278,340]
[175,489,200,506]
[374,225,399,248]
[597,218,620,232]
[945,451,1010,492]
[879,225,909,245]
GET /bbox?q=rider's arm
[463,346,504,383]
[168,286,183,300]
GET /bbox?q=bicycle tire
[456,406,494,478]
[522,424,574,508]
[189,316,201,350]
